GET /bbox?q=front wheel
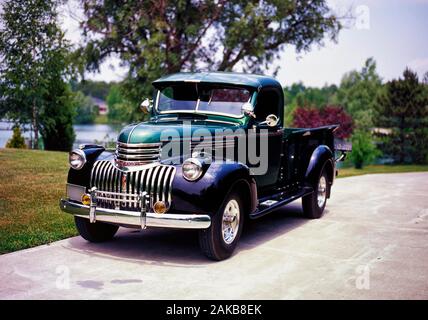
[198,192,244,261]
[302,167,329,219]
[74,216,119,242]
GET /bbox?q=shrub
[292,105,354,139]
[6,126,26,149]
[350,130,381,169]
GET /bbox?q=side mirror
[241,102,255,118]
[140,98,153,114]
[259,114,279,127]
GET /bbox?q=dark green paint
[152,71,283,90]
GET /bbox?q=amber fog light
[81,194,91,205]
[153,201,168,214]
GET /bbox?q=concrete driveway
[1,172,427,299]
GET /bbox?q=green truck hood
[117,120,243,144]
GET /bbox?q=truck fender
[67,146,108,187]
[304,145,335,196]
[171,161,258,216]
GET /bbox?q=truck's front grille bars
[115,142,162,164]
[90,161,176,211]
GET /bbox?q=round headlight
[69,149,86,170]
[182,158,203,181]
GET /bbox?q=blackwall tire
[302,167,329,219]
[198,192,244,261]
[74,216,119,242]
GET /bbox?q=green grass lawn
[337,164,428,178]
[0,148,428,254]
[0,148,76,254]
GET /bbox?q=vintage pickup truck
[60,72,348,260]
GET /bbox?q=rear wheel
[199,192,244,261]
[302,167,329,219]
[74,216,119,242]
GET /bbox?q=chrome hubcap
[222,199,240,244]
[317,175,327,207]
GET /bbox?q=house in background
[91,97,108,115]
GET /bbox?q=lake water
[0,121,122,149]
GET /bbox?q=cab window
[254,89,280,123]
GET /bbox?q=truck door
[250,88,283,190]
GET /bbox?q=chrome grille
[90,161,176,211]
[115,142,161,164]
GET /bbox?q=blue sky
[273,0,428,87]
[60,0,428,87]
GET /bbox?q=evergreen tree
[423,72,428,85]
[6,126,27,149]
[374,68,428,164]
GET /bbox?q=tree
[423,72,428,85]
[294,85,338,109]
[106,85,123,111]
[6,126,27,149]
[77,0,342,114]
[106,85,137,124]
[283,83,338,126]
[350,130,380,169]
[39,82,76,151]
[284,82,305,126]
[71,80,113,100]
[374,68,428,164]
[292,105,353,139]
[334,58,382,131]
[73,91,97,124]
[0,0,75,150]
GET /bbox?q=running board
[249,186,313,220]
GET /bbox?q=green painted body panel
[118,119,246,144]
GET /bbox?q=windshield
[156,84,252,117]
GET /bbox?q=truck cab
[61,72,343,260]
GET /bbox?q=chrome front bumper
[59,199,211,230]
